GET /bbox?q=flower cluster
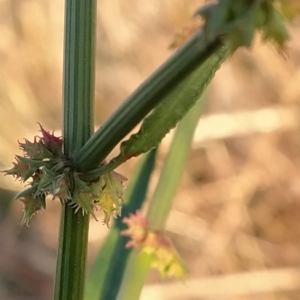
[197,0,289,50]
[121,210,186,279]
[72,170,127,226]
[4,124,126,226]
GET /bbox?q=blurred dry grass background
[1,1,300,299]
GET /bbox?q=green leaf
[74,31,223,172]
[90,44,230,177]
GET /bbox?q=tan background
[1,1,300,299]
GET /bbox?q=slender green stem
[85,150,157,300]
[53,0,96,299]
[116,95,207,300]
[74,33,223,172]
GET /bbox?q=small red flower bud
[38,123,63,155]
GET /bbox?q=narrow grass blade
[116,92,208,300]
[85,149,157,300]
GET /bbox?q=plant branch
[74,32,223,172]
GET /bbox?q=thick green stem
[63,0,96,156]
[74,33,223,172]
[54,207,90,300]
[53,0,96,299]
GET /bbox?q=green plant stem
[63,0,96,156]
[54,208,90,300]
[74,33,223,172]
[85,44,230,178]
[53,0,96,299]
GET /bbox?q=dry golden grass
[1,1,300,299]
